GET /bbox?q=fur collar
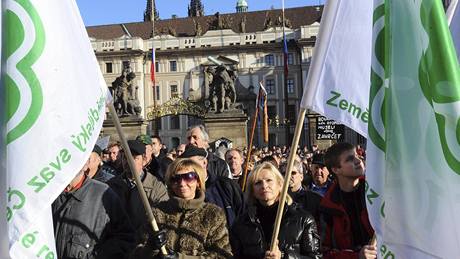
[169,189,205,210]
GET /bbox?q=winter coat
[133,190,233,258]
[319,178,374,259]
[205,171,246,227]
[107,171,169,232]
[230,202,322,259]
[207,152,230,178]
[289,187,322,225]
[52,177,135,259]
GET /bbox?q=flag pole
[269,108,306,251]
[282,0,290,145]
[108,104,167,255]
[270,0,340,251]
[151,0,159,136]
[241,85,262,191]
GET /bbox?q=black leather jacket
[230,202,322,259]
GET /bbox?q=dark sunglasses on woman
[171,172,199,184]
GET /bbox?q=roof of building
[87,6,323,40]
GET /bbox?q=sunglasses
[171,172,198,184]
[282,170,299,176]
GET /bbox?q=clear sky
[76,0,325,26]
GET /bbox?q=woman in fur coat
[132,158,233,259]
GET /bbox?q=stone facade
[87,6,325,148]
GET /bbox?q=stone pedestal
[102,116,148,141]
[204,109,248,149]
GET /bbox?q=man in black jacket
[52,159,135,259]
[180,145,245,227]
[186,124,230,178]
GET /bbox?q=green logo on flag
[369,2,387,152]
[419,0,460,175]
[5,0,45,144]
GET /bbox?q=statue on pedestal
[112,67,142,117]
[205,64,237,113]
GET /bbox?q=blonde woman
[133,158,232,259]
[230,162,321,259]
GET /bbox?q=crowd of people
[52,124,376,259]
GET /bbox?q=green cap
[136,134,152,145]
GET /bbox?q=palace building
[86,1,361,148]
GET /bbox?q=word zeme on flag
[300,0,373,137]
[366,0,460,258]
[2,0,108,258]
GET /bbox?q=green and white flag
[1,0,108,258]
[367,0,460,258]
[300,0,373,137]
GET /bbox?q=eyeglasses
[171,172,198,184]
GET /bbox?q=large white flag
[300,0,373,137]
[366,0,460,258]
[2,0,108,258]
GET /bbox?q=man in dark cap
[180,145,245,227]
[108,139,169,236]
[309,153,332,197]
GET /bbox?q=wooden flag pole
[108,104,168,255]
[269,108,306,251]
[241,87,262,191]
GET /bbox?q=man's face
[133,154,145,175]
[333,149,365,179]
[225,150,244,176]
[288,169,303,191]
[109,146,120,162]
[311,163,330,186]
[186,128,207,148]
[151,138,162,156]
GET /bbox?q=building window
[155,62,159,72]
[170,61,177,72]
[267,105,277,118]
[265,54,274,66]
[187,116,202,127]
[170,116,180,129]
[105,62,113,73]
[170,84,178,98]
[287,53,294,65]
[287,105,296,123]
[157,118,162,130]
[265,79,275,94]
[122,60,130,69]
[287,79,295,94]
[155,85,160,100]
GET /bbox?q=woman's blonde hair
[246,161,292,205]
[165,158,206,192]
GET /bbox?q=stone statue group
[112,67,142,117]
[206,64,237,113]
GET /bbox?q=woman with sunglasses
[132,158,233,259]
[230,162,322,259]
